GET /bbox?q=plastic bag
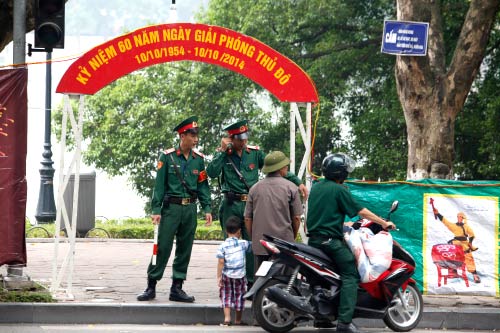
[344,226,393,282]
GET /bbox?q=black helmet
[321,153,356,181]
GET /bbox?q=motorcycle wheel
[252,279,297,333]
[383,282,423,332]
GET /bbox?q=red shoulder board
[193,149,205,158]
[164,148,175,155]
[246,145,260,150]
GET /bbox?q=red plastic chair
[431,244,469,287]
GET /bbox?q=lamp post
[35,50,56,223]
[32,0,65,223]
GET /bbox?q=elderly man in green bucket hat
[244,151,304,278]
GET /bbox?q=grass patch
[0,282,55,303]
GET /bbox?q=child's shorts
[219,274,246,311]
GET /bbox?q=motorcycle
[244,201,423,333]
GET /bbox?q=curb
[1,303,499,329]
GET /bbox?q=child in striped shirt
[216,216,252,326]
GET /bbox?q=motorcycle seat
[263,234,335,266]
[293,243,335,266]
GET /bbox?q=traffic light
[34,0,65,50]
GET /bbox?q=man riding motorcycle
[306,153,396,333]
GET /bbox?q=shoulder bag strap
[226,155,250,191]
[169,154,197,197]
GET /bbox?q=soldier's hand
[151,214,161,225]
[298,184,309,201]
[204,213,213,226]
[220,137,232,152]
[384,221,396,230]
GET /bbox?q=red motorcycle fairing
[360,259,415,301]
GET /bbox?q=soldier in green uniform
[206,120,308,285]
[137,116,212,303]
[306,153,395,333]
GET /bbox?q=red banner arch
[56,23,318,103]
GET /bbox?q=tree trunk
[396,0,500,180]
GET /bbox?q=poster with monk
[423,193,498,296]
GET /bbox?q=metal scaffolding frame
[289,102,312,242]
[50,94,85,299]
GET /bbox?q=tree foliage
[455,27,500,180]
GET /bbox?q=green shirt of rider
[306,178,363,239]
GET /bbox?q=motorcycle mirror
[387,200,399,220]
[390,201,399,213]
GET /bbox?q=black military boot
[169,279,195,303]
[137,278,157,301]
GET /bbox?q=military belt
[224,192,248,202]
[168,196,197,205]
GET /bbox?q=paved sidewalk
[20,239,222,304]
[0,239,499,328]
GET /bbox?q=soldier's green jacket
[206,145,301,192]
[306,178,363,239]
[151,147,211,215]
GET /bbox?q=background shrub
[26,218,225,240]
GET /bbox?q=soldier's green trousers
[147,203,197,281]
[220,199,254,283]
[308,237,359,324]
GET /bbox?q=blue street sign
[381,20,429,56]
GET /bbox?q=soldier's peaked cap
[173,116,199,134]
[224,120,249,139]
